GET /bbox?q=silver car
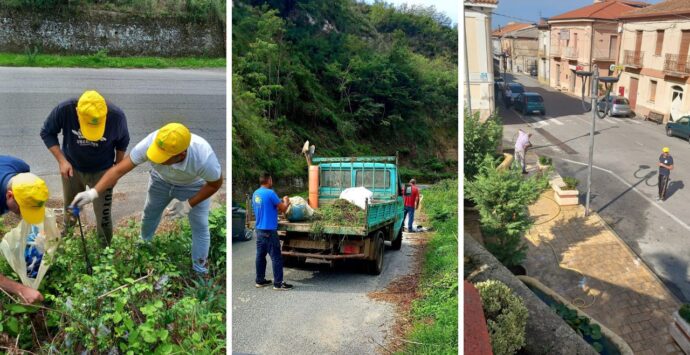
[597,95,633,117]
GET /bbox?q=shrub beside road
[0,52,226,69]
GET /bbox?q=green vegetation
[464,110,503,182]
[562,176,579,190]
[476,280,528,355]
[0,207,226,353]
[310,199,365,238]
[538,155,552,166]
[552,303,603,352]
[0,52,226,68]
[401,179,457,354]
[232,1,457,184]
[0,0,225,24]
[465,156,548,268]
[681,304,690,323]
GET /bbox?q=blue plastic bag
[24,225,43,278]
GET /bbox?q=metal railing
[664,53,690,75]
[564,47,578,59]
[623,50,643,68]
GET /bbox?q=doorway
[630,77,639,109]
[671,85,684,122]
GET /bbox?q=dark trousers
[403,206,415,231]
[255,229,283,286]
[659,174,670,199]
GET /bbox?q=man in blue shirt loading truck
[40,90,130,246]
[252,173,293,290]
[0,156,49,304]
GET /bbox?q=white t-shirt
[130,131,222,186]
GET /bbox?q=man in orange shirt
[403,179,420,232]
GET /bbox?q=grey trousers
[61,169,113,246]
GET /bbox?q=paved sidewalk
[524,189,682,354]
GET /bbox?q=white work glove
[71,185,99,207]
[166,199,192,219]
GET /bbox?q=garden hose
[526,194,599,308]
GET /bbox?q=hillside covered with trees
[232,0,458,186]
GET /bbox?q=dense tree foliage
[232,0,458,185]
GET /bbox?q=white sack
[286,196,314,218]
[339,187,373,210]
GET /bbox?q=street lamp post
[585,64,599,217]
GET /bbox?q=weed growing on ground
[402,179,458,354]
[0,52,225,69]
[0,206,226,353]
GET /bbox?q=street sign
[576,65,583,71]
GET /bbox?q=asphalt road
[231,232,417,354]
[501,72,690,302]
[0,67,226,224]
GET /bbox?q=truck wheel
[367,231,385,275]
[391,227,403,251]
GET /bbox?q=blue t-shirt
[0,156,30,215]
[252,187,281,231]
[39,98,130,173]
[659,154,674,176]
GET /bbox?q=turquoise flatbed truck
[247,156,405,275]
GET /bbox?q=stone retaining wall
[0,9,225,57]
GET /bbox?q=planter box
[464,281,493,355]
[551,177,579,206]
[670,311,690,354]
[519,276,634,355]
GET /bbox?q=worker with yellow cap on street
[658,147,674,201]
[0,156,49,303]
[40,90,130,246]
[71,123,222,274]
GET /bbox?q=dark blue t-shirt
[660,154,674,176]
[252,187,281,231]
[0,156,30,215]
[40,98,130,173]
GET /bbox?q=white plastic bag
[286,196,314,218]
[0,209,60,289]
[339,187,373,210]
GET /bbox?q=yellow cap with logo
[76,90,108,142]
[663,147,670,153]
[12,173,49,225]
[146,123,192,164]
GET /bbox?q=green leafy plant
[0,206,226,353]
[552,303,603,353]
[679,304,690,323]
[475,280,528,355]
[562,176,579,190]
[464,110,503,182]
[538,155,552,166]
[465,156,548,267]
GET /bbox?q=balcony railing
[623,50,643,68]
[564,47,578,59]
[664,54,690,76]
[551,47,561,57]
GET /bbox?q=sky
[492,0,663,29]
[363,0,459,24]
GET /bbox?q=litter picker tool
[69,205,92,275]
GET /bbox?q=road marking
[609,117,623,123]
[559,157,690,233]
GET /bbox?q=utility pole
[463,18,472,113]
[585,64,599,217]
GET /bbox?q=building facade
[465,0,498,121]
[492,22,531,78]
[537,19,551,85]
[510,26,540,75]
[618,1,690,122]
[548,1,646,96]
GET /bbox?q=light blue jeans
[141,173,211,273]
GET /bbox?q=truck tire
[367,231,385,275]
[391,227,403,251]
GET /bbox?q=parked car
[513,92,545,116]
[666,116,690,141]
[504,83,524,106]
[597,95,632,117]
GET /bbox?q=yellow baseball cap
[11,173,49,225]
[76,90,108,142]
[663,147,670,153]
[146,123,192,164]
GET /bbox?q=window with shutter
[656,30,664,56]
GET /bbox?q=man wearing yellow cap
[0,156,48,303]
[40,90,130,246]
[72,123,222,274]
[658,147,674,201]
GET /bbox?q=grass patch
[310,199,365,238]
[400,179,458,354]
[0,52,226,68]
